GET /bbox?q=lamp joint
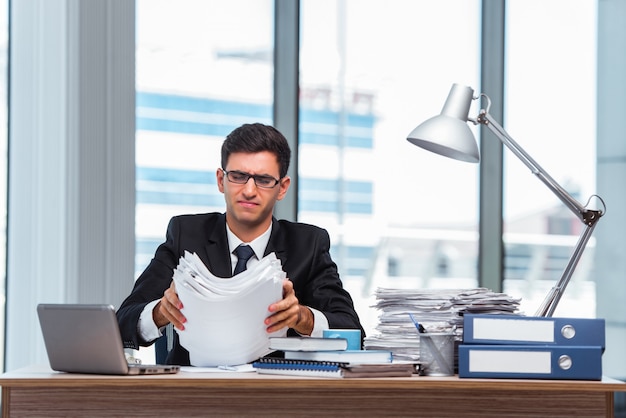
[477,111,489,126]
[582,209,603,226]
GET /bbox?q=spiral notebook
[252,357,415,378]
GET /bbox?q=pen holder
[419,332,455,376]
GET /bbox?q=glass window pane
[135,0,273,362]
[299,0,481,334]
[503,0,597,317]
[136,0,273,276]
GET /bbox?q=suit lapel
[265,218,287,264]
[202,213,233,278]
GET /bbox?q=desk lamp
[407,83,605,317]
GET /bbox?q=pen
[408,313,427,333]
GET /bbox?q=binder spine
[458,344,603,380]
[462,314,605,349]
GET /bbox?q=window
[137,0,483,337]
[299,0,481,333]
[135,0,273,363]
[135,0,599,338]
[135,0,273,277]
[502,0,597,317]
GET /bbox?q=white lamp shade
[407,84,480,163]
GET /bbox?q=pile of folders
[458,313,606,380]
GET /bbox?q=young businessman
[117,123,364,365]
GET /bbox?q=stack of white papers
[364,287,521,362]
[173,251,287,366]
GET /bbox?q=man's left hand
[266,279,313,335]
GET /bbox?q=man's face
[217,151,290,234]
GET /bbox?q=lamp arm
[479,112,590,222]
[534,223,598,317]
[476,111,604,317]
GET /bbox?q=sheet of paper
[173,251,288,366]
[180,364,256,373]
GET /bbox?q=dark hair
[221,123,291,178]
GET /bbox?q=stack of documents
[173,251,287,366]
[458,314,605,380]
[252,357,415,378]
[364,288,521,362]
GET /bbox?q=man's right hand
[153,282,187,330]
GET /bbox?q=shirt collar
[226,222,273,260]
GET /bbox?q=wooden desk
[1,365,625,417]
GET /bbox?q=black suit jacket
[116,212,364,365]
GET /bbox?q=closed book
[463,314,605,349]
[284,350,393,364]
[339,363,416,378]
[458,344,603,380]
[269,337,348,352]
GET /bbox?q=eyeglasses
[222,169,281,189]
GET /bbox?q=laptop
[37,303,180,375]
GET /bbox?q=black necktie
[233,244,255,275]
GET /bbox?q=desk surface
[1,364,625,391]
[1,365,625,417]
